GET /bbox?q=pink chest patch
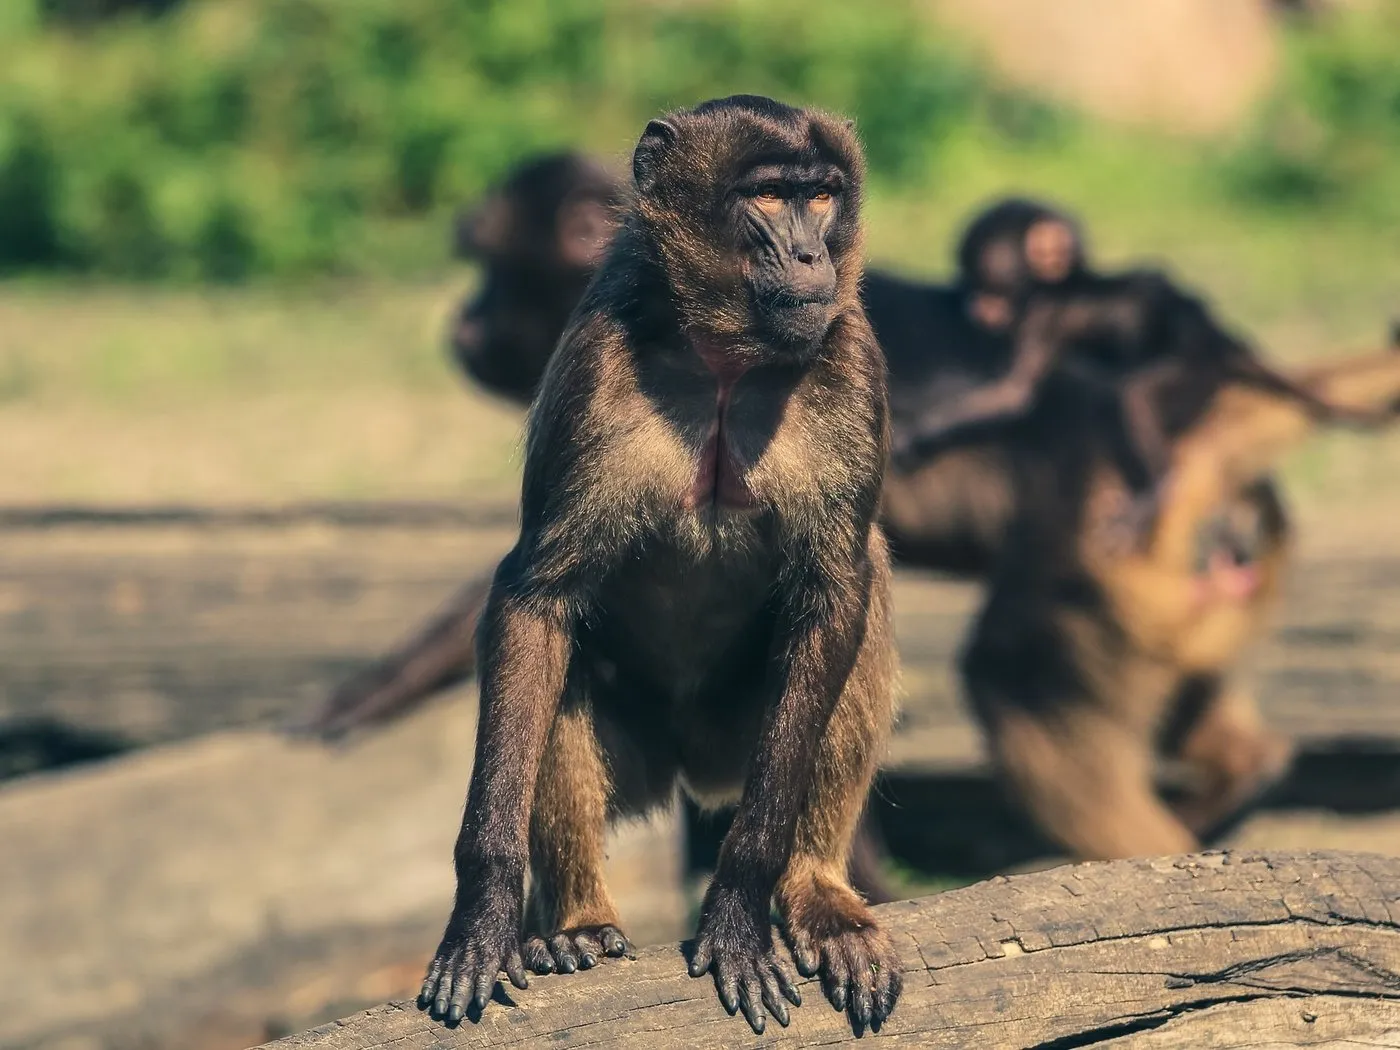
[687,339,756,511]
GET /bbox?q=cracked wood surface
[256,850,1400,1049]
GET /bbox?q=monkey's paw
[788,915,902,1032]
[688,889,802,1034]
[418,904,527,1024]
[522,924,632,975]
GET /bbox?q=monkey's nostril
[795,250,816,265]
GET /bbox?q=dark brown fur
[416,97,901,1035]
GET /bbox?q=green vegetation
[1,0,1396,284]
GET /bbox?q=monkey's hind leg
[986,699,1199,860]
[523,699,633,975]
[776,563,902,1031]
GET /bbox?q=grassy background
[0,0,1398,510]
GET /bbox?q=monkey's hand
[522,924,633,975]
[418,868,528,1025]
[688,886,802,1034]
[784,885,903,1032]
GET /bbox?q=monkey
[891,265,1391,549]
[449,152,621,405]
[955,340,1400,861]
[416,97,902,1036]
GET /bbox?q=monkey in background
[450,152,622,405]
[950,338,1400,860]
[417,96,901,1035]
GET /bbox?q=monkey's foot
[783,883,902,1032]
[688,889,802,1034]
[522,924,632,974]
[418,899,527,1024]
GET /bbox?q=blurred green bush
[0,0,1395,281]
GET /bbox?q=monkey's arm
[420,545,574,1023]
[892,309,1062,469]
[690,552,873,1028]
[1226,349,1394,427]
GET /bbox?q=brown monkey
[450,152,621,404]
[417,96,901,1035]
[960,345,1400,860]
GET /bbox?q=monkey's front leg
[688,570,876,1035]
[419,553,573,1024]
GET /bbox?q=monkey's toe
[533,925,633,975]
[787,920,902,1032]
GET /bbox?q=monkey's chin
[755,302,835,355]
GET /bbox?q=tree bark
[257,849,1400,1048]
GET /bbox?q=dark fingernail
[446,1004,463,1024]
[773,1002,790,1027]
[434,997,448,1017]
[832,989,846,1012]
[688,961,705,977]
[580,952,597,968]
[751,1016,765,1035]
[559,957,576,974]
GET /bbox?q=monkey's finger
[824,949,851,1013]
[445,966,472,1024]
[505,949,529,991]
[600,926,632,958]
[523,935,554,974]
[688,941,713,978]
[872,965,902,1024]
[469,970,496,1014]
[419,957,445,1009]
[573,931,603,969]
[773,957,803,1006]
[715,965,740,1016]
[789,932,819,977]
[849,971,873,1030]
[759,969,791,1027]
[738,974,766,1034]
[548,934,580,974]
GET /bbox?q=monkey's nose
[795,249,817,265]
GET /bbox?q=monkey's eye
[753,185,785,213]
[808,189,834,213]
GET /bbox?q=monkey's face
[957,198,1086,332]
[729,162,846,348]
[630,95,865,357]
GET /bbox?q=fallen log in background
[259,849,1400,1049]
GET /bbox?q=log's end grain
[254,849,1400,1048]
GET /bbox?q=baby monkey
[418,96,902,1035]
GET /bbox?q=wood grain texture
[256,849,1400,1049]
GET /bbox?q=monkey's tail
[288,572,493,743]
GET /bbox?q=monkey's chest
[687,420,755,510]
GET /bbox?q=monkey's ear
[456,194,511,259]
[633,118,679,193]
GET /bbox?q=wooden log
[257,849,1400,1049]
